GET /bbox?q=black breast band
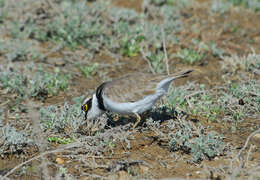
[96,82,107,111]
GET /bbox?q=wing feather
[102,70,193,103]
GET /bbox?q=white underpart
[103,76,176,115]
[87,93,105,120]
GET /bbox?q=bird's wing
[103,73,160,103]
[102,70,193,103]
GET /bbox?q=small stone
[56,157,65,164]
[196,171,201,174]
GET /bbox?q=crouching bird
[82,69,193,128]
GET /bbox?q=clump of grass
[169,123,225,163]
[120,29,145,57]
[0,65,70,101]
[0,125,34,155]
[211,0,232,14]
[31,66,71,99]
[40,102,84,133]
[0,39,40,62]
[211,0,260,13]
[39,1,109,50]
[177,48,205,65]
[221,80,260,122]
[226,0,260,11]
[0,68,28,99]
[221,52,260,74]
[209,41,225,58]
[170,129,225,163]
[147,112,226,163]
[10,19,38,39]
[177,40,225,65]
[167,80,259,123]
[147,51,165,73]
[0,0,8,22]
[108,7,139,23]
[78,63,99,78]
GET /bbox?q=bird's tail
[157,69,193,93]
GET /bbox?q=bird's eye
[82,104,88,112]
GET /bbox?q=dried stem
[161,28,170,75]
[230,128,260,170]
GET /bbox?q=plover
[82,69,193,128]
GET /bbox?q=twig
[140,46,155,74]
[230,128,260,170]
[161,28,170,75]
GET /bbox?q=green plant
[226,0,260,11]
[177,48,205,65]
[5,41,33,61]
[48,136,74,144]
[0,0,8,22]
[168,123,193,151]
[40,102,83,133]
[167,86,189,109]
[108,7,139,23]
[0,65,70,100]
[209,41,225,58]
[169,124,225,163]
[211,0,231,14]
[0,69,28,98]
[221,52,260,73]
[41,1,108,49]
[31,66,71,99]
[0,125,33,154]
[147,51,165,73]
[120,34,145,57]
[190,132,225,162]
[10,19,37,39]
[78,63,99,78]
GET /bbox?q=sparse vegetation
[227,0,260,11]
[0,65,70,100]
[167,80,260,123]
[40,102,83,133]
[0,0,260,179]
[0,125,34,155]
[169,125,225,162]
[221,52,260,74]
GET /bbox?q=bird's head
[82,94,104,120]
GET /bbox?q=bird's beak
[84,112,87,120]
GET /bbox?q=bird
[82,69,193,128]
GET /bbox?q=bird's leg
[113,114,119,121]
[133,113,141,128]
